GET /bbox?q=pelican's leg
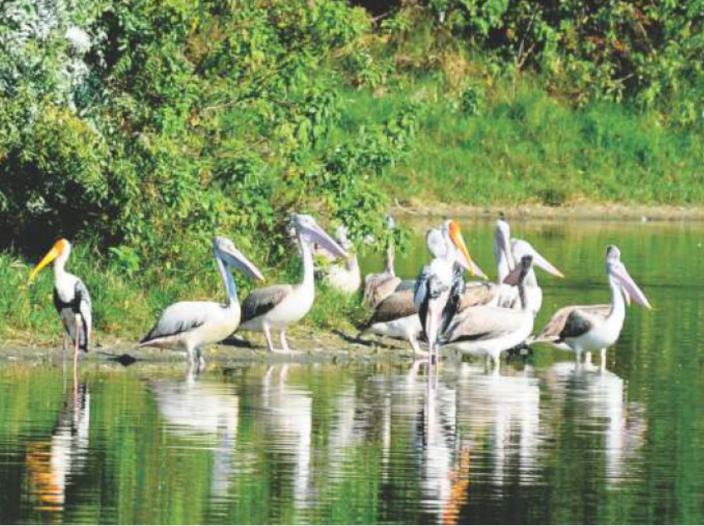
[409,335,428,357]
[584,351,593,366]
[279,330,291,353]
[196,348,205,370]
[599,348,606,371]
[263,325,276,352]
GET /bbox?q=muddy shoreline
[391,202,704,221]
[0,329,426,365]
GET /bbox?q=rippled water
[2,219,704,524]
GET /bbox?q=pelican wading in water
[360,220,485,356]
[431,255,537,369]
[139,237,264,366]
[532,245,651,368]
[238,214,347,353]
[461,219,563,314]
[29,239,92,365]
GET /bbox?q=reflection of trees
[25,375,90,516]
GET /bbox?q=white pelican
[362,216,402,308]
[359,221,483,356]
[461,219,563,314]
[29,239,92,364]
[509,238,564,315]
[318,226,361,295]
[139,236,264,365]
[436,254,537,368]
[533,245,651,367]
[238,214,347,352]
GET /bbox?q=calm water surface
[2,219,704,524]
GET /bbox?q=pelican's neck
[523,268,538,288]
[608,274,626,322]
[495,247,511,284]
[385,244,395,276]
[299,232,315,289]
[216,255,238,307]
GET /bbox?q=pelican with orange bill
[29,239,92,365]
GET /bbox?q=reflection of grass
[337,80,704,207]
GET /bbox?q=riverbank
[391,202,704,221]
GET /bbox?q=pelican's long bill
[531,249,565,278]
[214,237,265,282]
[612,263,651,309]
[447,220,487,279]
[29,240,66,282]
[300,218,348,259]
[503,255,533,286]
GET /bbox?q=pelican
[362,216,402,308]
[318,226,361,295]
[436,254,537,368]
[509,238,564,315]
[461,219,563,314]
[139,236,264,366]
[238,214,347,352]
[359,221,484,356]
[29,239,92,364]
[532,245,651,367]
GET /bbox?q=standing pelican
[29,239,92,364]
[435,255,537,368]
[238,214,347,353]
[462,219,563,313]
[318,226,361,295]
[532,245,651,367]
[509,238,564,315]
[139,236,264,366]
[362,216,401,308]
[359,221,483,356]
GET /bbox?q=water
[2,218,704,524]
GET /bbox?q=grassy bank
[0,249,367,347]
[336,80,704,208]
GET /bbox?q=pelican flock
[25,213,650,374]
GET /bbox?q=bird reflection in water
[547,362,647,487]
[25,371,90,515]
[149,366,240,501]
[416,363,472,525]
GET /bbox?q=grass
[0,247,374,347]
[336,78,704,208]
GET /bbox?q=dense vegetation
[1,0,703,341]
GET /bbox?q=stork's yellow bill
[29,239,68,282]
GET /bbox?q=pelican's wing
[362,274,402,308]
[140,301,214,344]
[459,281,497,310]
[445,306,526,343]
[241,285,292,324]
[367,290,417,324]
[536,304,610,342]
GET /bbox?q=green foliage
[0,0,406,279]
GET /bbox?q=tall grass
[337,79,704,207]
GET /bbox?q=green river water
[1,218,703,524]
